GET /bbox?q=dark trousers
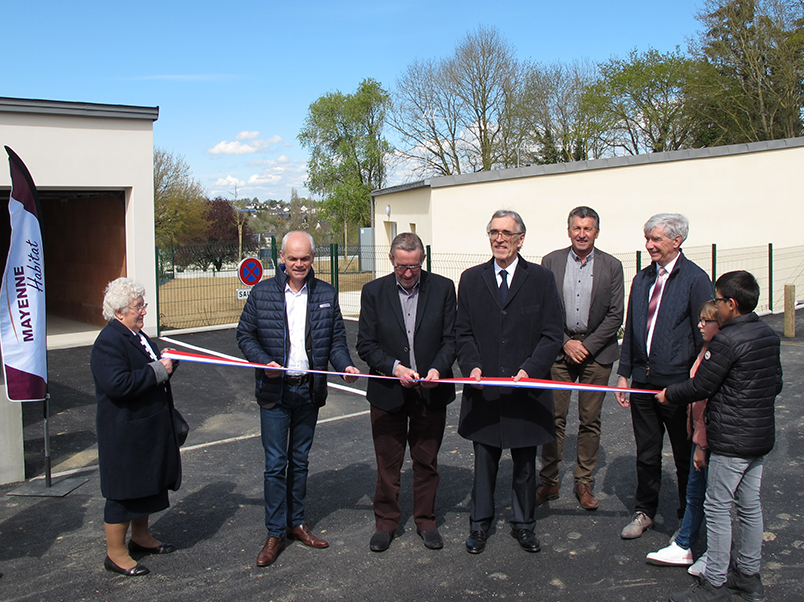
[630,383,691,520]
[470,442,537,532]
[370,390,447,533]
[540,358,612,486]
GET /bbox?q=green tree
[689,0,804,144]
[582,48,699,155]
[153,148,208,247]
[298,78,391,252]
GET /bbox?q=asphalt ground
[2,312,803,602]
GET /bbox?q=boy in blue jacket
[658,271,782,602]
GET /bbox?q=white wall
[374,141,804,260]
[0,110,158,333]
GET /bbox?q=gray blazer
[541,246,624,365]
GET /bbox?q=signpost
[237,257,263,300]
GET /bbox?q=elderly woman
[90,277,181,576]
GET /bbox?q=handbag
[173,409,189,447]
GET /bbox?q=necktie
[646,266,667,337]
[499,269,509,305]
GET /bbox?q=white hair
[281,230,315,254]
[102,277,145,321]
[643,213,689,243]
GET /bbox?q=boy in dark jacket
[658,271,782,602]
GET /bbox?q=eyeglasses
[713,297,728,304]
[699,318,718,325]
[488,229,523,240]
[128,303,148,313]
[393,264,422,273]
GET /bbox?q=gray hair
[390,232,425,261]
[643,213,689,243]
[281,230,315,255]
[102,277,145,321]
[486,209,526,235]
[568,206,600,230]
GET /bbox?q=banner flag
[1,146,47,402]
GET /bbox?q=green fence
[157,241,804,332]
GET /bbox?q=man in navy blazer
[456,210,563,555]
[357,233,456,553]
[537,206,624,511]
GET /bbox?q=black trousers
[629,383,691,520]
[469,441,537,532]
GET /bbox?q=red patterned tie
[646,266,667,337]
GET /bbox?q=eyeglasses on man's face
[488,229,522,240]
[713,297,728,304]
[393,264,422,273]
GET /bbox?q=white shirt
[645,253,680,354]
[494,256,519,288]
[284,282,310,375]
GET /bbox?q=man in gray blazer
[536,206,624,510]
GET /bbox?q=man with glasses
[615,214,712,540]
[537,206,624,511]
[237,231,360,567]
[456,210,563,554]
[357,232,456,552]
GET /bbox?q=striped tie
[646,266,667,338]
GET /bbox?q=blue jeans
[704,453,765,586]
[675,444,709,549]
[260,384,319,538]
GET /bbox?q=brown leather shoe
[288,523,329,549]
[256,536,285,567]
[535,482,559,506]
[575,482,599,510]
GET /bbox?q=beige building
[372,137,803,257]
[0,96,158,484]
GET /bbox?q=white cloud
[214,175,246,187]
[236,131,260,141]
[207,133,284,155]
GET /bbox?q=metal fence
[157,241,804,332]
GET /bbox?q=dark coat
[541,246,624,364]
[456,257,564,448]
[665,312,782,457]
[236,266,354,408]
[618,252,713,387]
[91,319,181,501]
[357,270,456,412]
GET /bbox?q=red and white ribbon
[160,347,657,396]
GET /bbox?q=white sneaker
[688,552,707,576]
[646,541,693,566]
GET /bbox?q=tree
[153,148,208,247]
[689,0,804,144]
[582,48,699,155]
[298,78,392,252]
[391,26,526,176]
[519,60,604,164]
[179,197,254,272]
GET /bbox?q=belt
[568,332,587,341]
[284,374,311,386]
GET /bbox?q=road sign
[237,257,263,287]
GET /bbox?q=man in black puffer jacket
[659,271,782,602]
[237,231,359,568]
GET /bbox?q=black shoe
[465,530,487,554]
[726,567,765,602]
[369,531,393,552]
[104,556,150,576]
[511,528,541,553]
[128,541,177,555]
[418,529,444,550]
[669,578,732,601]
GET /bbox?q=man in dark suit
[357,232,456,553]
[537,206,624,511]
[615,213,712,540]
[456,209,563,555]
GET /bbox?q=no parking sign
[237,257,263,299]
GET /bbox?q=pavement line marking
[159,336,366,395]
[318,410,370,424]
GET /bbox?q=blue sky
[3,0,704,202]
